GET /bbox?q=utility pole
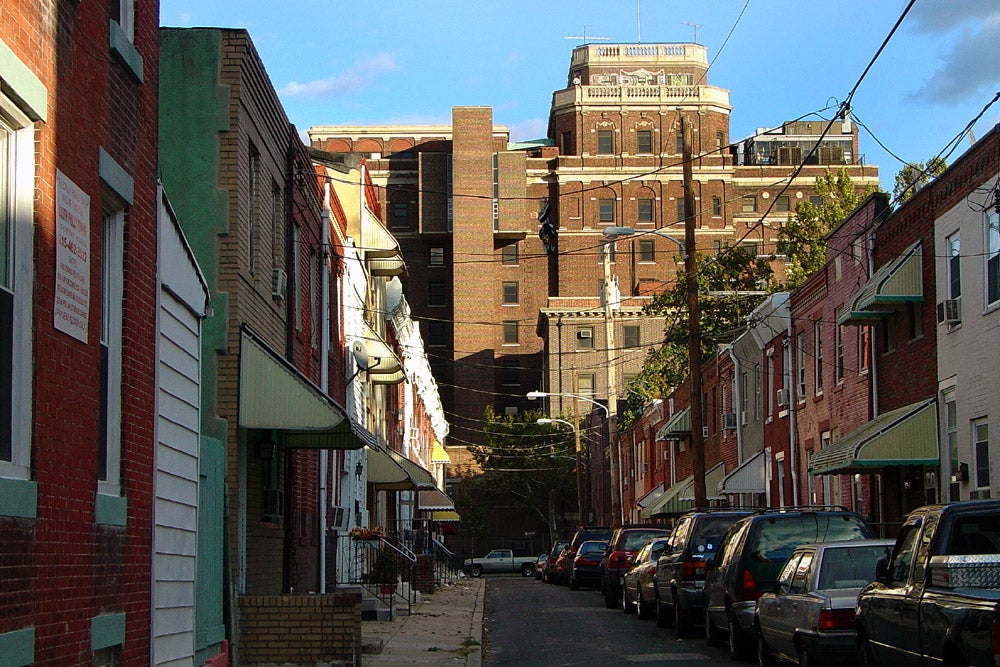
[603,240,623,527]
[681,111,707,507]
[573,371,584,525]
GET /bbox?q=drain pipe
[319,185,332,592]
[785,316,800,506]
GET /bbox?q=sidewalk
[361,576,485,666]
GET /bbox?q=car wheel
[728,611,751,660]
[470,565,483,577]
[621,585,636,613]
[655,591,674,628]
[673,594,692,637]
[757,632,777,667]
[521,563,534,577]
[705,607,725,646]
[637,589,652,619]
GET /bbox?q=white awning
[718,449,767,494]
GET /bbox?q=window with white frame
[944,389,958,485]
[974,420,990,490]
[99,208,124,496]
[797,334,806,399]
[987,209,999,307]
[835,324,845,384]
[741,371,749,423]
[858,325,870,374]
[113,0,136,41]
[767,354,776,419]
[814,321,823,394]
[947,233,961,301]
[754,363,761,420]
[0,101,33,483]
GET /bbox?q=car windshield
[579,541,607,555]
[623,530,670,551]
[690,516,743,556]
[817,544,890,589]
[752,515,869,562]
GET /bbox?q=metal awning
[358,323,405,385]
[718,449,767,494]
[655,407,691,441]
[636,482,664,509]
[431,510,461,522]
[367,446,412,490]
[362,208,405,276]
[838,242,923,324]
[809,398,938,475]
[418,488,455,510]
[388,450,438,490]
[239,328,362,449]
[431,440,451,464]
[641,463,726,518]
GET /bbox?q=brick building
[1,1,160,663]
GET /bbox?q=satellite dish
[351,340,370,370]
[385,277,403,314]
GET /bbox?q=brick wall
[238,592,362,666]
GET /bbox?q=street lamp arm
[527,391,610,418]
[602,226,687,259]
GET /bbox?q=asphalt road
[483,574,733,666]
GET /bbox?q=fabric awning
[388,450,438,490]
[358,323,405,385]
[431,510,461,522]
[238,328,360,449]
[655,407,691,441]
[362,208,405,276]
[431,441,451,464]
[367,446,412,490]
[838,242,923,324]
[641,463,726,518]
[719,449,768,494]
[809,398,938,475]
[418,488,455,510]
[636,482,664,509]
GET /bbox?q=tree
[777,167,879,289]
[893,157,946,203]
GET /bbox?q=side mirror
[874,556,889,583]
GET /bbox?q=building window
[429,281,446,307]
[741,240,760,257]
[987,210,999,306]
[100,208,125,495]
[797,334,806,399]
[604,242,616,265]
[427,321,446,347]
[623,325,640,348]
[501,359,519,386]
[392,202,408,228]
[576,326,594,350]
[292,226,301,330]
[767,354,775,419]
[712,196,722,217]
[776,195,791,213]
[429,247,445,266]
[248,144,259,275]
[947,233,961,300]
[271,181,282,265]
[753,363,761,420]
[675,130,684,154]
[638,239,655,263]
[814,321,823,394]
[858,325,870,374]
[562,131,574,156]
[676,198,686,223]
[637,130,653,154]
[741,371,749,422]
[637,198,653,223]
[113,0,135,41]
[974,420,990,489]
[502,243,518,266]
[880,316,896,354]
[944,389,958,494]
[907,301,923,341]
[835,325,845,384]
[599,198,614,224]
[716,130,725,152]
[502,281,519,305]
[742,196,758,213]
[503,320,519,345]
[577,373,596,396]
[713,240,722,256]
[310,252,319,348]
[597,130,614,154]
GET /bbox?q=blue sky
[159,1,1000,191]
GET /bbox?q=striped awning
[718,449,767,494]
[367,446,411,490]
[838,242,923,324]
[809,398,938,475]
[431,510,461,522]
[388,450,438,490]
[641,463,726,518]
[655,407,691,441]
[431,441,451,464]
[362,208,405,276]
[419,488,455,510]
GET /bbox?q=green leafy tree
[893,157,946,203]
[776,167,879,289]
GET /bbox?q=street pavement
[362,576,485,666]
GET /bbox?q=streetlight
[602,226,687,259]
[527,390,610,417]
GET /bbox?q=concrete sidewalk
[361,577,485,666]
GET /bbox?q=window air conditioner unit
[777,388,788,407]
[936,299,960,325]
[723,412,738,431]
[271,268,288,301]
[578,329,593,339]
[702,426,709,438]
[262,489,284,521]
[741,410,748,425]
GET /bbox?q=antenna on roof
[565,26,610,46]
[637,0,642,43]
[685,22,702,43]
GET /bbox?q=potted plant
[349,525,385,541]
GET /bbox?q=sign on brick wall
[54,170,90,343]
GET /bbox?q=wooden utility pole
[681,112,707,507]
[603,240,623,527]
[573,371,584,524]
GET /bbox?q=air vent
[271,268,288,301]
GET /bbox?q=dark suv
[600,525,672,608]
[703,507,873,659]
[653,509,755,634]
[552,526,611,585]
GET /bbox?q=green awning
[809,398,938,475]
[239,328,359,449]
[641,462,726,518]
[655,407,691,441]
[838,242,923,324]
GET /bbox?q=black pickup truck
[856,500,1000,667]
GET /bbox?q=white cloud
[908,16,1000,103]
[281,53,398,99]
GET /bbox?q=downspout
[319,185,331,592]
[727,344,743,465]
[786,318,799,505]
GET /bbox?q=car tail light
[739,569,756,600]
[682,560,706,579]
[609,551,626,569]
[818,609,855,631]
[576,557,600,567]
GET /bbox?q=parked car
[755,539,894,666]
[856,500,1000,667]
[463,549,536,577]
[569,540,608,590]
[534,553,548,580]
[654,509,755,634]
[552,526,611,585]
[543,539,569,583]
[703,507,873,659]
[600,525,672,608]
[622,537,670,619]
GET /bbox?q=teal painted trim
[0,627,34,667]
[108,20,143,83]
[95,491,127,526]
[99,147,134,205]
[0,477,37,518]
[0,37,47,122]
[91,612,126,651]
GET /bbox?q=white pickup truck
[463,549,536,577]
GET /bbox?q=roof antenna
[564,26,609,46]
[685,22,702,43]
[637,0,642,43]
